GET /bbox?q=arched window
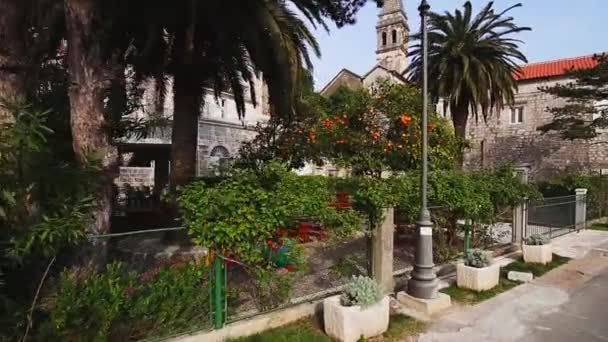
[381,32,387,46]
[392,30,397,44]
[209,146,231,174]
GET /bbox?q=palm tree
[407,1,530,166]
[131,0,381,187]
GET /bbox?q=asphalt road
[529,268,608,342]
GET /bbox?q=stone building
[321,0,607,180]
[452,55,608,180]
[118,76,269,191]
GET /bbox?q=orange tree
[311,81,459,176]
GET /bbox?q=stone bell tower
[376,0,409,73]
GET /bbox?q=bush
[525,234,550,246]
[537,173,608,220]
[43,260,209,340]
[340,276,382,308]
[464,250,492,268]
[248,268,296,311]
[179,162,363,265]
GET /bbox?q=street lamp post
[407,0,439,300]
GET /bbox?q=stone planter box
[323,295,389,342]
[523,243,552,265]
[456,263,500,292]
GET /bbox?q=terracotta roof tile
[514,54,600,81]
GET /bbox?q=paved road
[416,235,608,342]
[529,266,608,342]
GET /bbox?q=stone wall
[463,77,608,180]
[197,120,258,175]
[116,166,154,188]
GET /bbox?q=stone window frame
[209,145,232,173]
[382,31,387,46]
[509,105,525,125]
[391,29,397,44]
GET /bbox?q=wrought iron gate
[526,195,578,239]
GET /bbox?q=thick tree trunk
[0,0,27,121]
[170,68,201,188]
[169,3,200,189]
[64,0,119,253]
[451,103,469,169]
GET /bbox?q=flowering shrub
[42,260,209,341]
[313,81,459,175]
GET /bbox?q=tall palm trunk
[169,2,200,188]
[0,0,27,121]
[170,68,201,187]
[451,102,469,168]
[65,0,119,258]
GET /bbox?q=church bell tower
[376,0,409,73]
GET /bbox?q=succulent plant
[525,234,550,246]
[340,275,382,308]
[464,249,492,268]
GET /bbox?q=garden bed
[442,254,571,305]
[227,314,426,342]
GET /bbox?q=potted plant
[457,249,500,292]
[323,276,389,342]
[523,234,552,264]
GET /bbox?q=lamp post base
[407,274,439,299]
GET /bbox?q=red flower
[399,114,412,126]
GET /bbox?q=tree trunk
[64,0,119,259]
[170,68,201,188]
[0,0,27,121]
[169,3,200,189]
[451,102,469,168]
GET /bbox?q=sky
[310,0,608,89]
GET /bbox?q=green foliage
[539,54,608,139]
[340,275,382,308]
[442,277,519,305]
[179,162,363,265]
[227,319,331,342]
[0,100,100,339]
[48,263,137,340]
[525,234,550,246]
[380,314,427,342]
[248,267,297,311]
[464,249,492,268]
[408,1,530,146]
[239,82,459,175]
[591,223,608,231]
[537,173,608,219]
[44,260,209,341]
[503,254,570,277]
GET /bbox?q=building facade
[321,0,607,180]
[454,55,608,179]
[118,76,269,191]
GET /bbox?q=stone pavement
[413,230,608,342]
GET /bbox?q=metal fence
[526,195,577,239]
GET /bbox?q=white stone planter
[523,243,552,264]
[323,295,389,342]
[456,263,500,292]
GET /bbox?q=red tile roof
[514,54,600,81]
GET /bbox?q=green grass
[227,314,426,342]
[441,277,520,305]
[443,254,571,305]
[590,223,608,231]
[503,254,571,277]
[227,319,331,342]
[375,314,427,342]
